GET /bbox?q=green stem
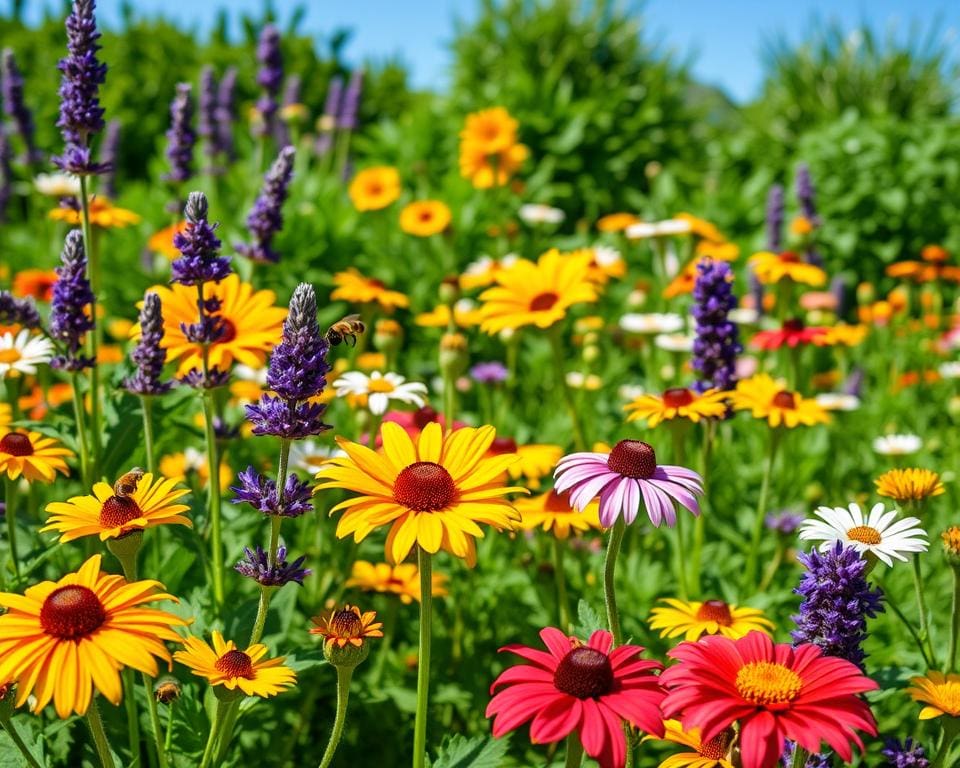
[689,424,714,596]
[791,745,809,768]
[742,428,780,594]
[86,697,117,768]
[78,175,102,480]
[201,391,224,607]
[951,567,960,673]
[4,478,19,580]
[318,666,354,768]
[213,699,241,763]
[413,547,433,768]
[70,373,91,486]
[164,701,175,752]
[913,553,937,668]
[880,579,934,669]
[443,374,455,437]
[198,698,228,768]
[141,397,156,475]
[563,732,583,768]
[548,326,586,450]
[553,537,571,631]
[142,673,167,768]
[604,518,627,646]
[930,719,960,768]
[0,713,43,768]
[121,668,141,764]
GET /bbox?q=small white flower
[592,245,622,268]
[289,440,345,474]
[728,307,760,325]
[619,312,684,335]
[0,330,54,377]
[183,447,205,472]
[814,393,861,412]
[565,371,601,390]
[654,333,694,353]
[873,434,923,456]
[799,502,928,566]
[518,203,565,225]
[625,219,692,240]
[939,361,960,379]
[333,370,428,415]
[233,364,268,385]
[33,172,80,197]
[618,383,646,401]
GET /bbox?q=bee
[113,468,145,498]
[326,314,365,347]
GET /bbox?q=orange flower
[459,142,528,189]
[348,167,401,211]
[596,213,640,232]
[459,107,519,154]
[148,221,187,259]
[12,269,58,302]
[331,269,409,311]
[49,197,141,228]
[399,200,451,237]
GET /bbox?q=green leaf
[430,733,510,768]
[576,599,604,636]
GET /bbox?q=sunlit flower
[873,434,922,457]
[400,200,451,237]
[620,312,684,335]
[625,388,728,428]
[12,269,58,302]
[818,323,868,347]
[459,141,529,189]
[0,555,186,718]
[649,599,774,641]
[518,203,564,225]
[0,330,54,377]
[0,428,72,483]
[345,561,448,604]
[814,393,861,412]
[348,166,401,211]
[174,631,296,698]
[626,219,692,239]
[333,370,428,415]
[907,671,960,720]
[459,254,518,290]
[158,447,232,489]
[515,488,602,539]
[596,212,640,232]
[49,196,141,228]
[148,220,187,259]
[650,720,735,768]
[460,107,519,154]
[750,319,828,350]
[415,298,483,328]
[33,172,81,197]
[309,604,384,647]
[875,468,945,504]
[585,245,626,284]
[331,268,410,310]
[799,502,928,566]
[731,374,829,428]
[749,251,826,287]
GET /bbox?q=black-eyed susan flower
[625,387,728,428]
[173,631,296,699]
[650,720,735,768]
[875,468,945,504]
[316,421,523,565]
[310,604,383,649]
[485,438,562,488]
[0,554,186,718]
[648,598,774,641]
[907,671,960,720]
[399,200,451,237]
[0,428,72,483]
[731,373,829,428]
[415,299,484,329]
[347,166,401,211]
[749,250,826,287]
[43,472,191,542]
[346,561,448,604]
[330,268,410,311]
[48,196,141,228]
[515,488,602,539]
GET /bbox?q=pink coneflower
[554,440,703,528]
[486,627,665,768]
[750,318,828,351]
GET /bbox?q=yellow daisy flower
[415,300,484,329]
[818,323,868,347]
[43,472,191,543]
[459,107,519,154]
[316,421,524,565]
[907,671,960,720]
[309,604,383,648]
[459,141,528,189]
[331,268,410,311]
[487,438,563,488]
[749,251,827,287]
[731,374,830,428]
[875,468,945,503]
[0,554,186,718]
[479,249,598,334]
[174,631,296,698]
[515,489,602,539]
[348,166,401,211]
[648,598,774,641]
[399,200,451,237]
[625,387,729,428]
[596,212,640,232]
[48,197,141,228]
[346,561,449,604]
[158,450,232,490]
[0,428,73,483]
[652,720,735,768]
[674,212,725,243]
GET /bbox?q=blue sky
[16,0,960,102]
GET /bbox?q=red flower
[486,628,665,768]
[660,631,877,768]
[751,318,828,350]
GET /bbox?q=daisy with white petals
[799,502,928,566]
[0,330,54,378]
[873,434,923,457]
[333,370,428,415]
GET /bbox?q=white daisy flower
[814,393,861,412]
[619,312,684,335]
[654,333,694,353]
[332,370,427,415]
[728,307,760,325]
[565,371,601,390]
[33,172,80,197]
[798,502,928,566]
[592,245,622,268]
[288,440,345,474]
[625,218,692,240]
[939,361,960,379]
[233,364,268,385]
[0,330,54,377]
[873,434,923,456]
[182,447,205,472]
[518,203,565,225]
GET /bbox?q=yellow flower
[479,248,598,334]
[158,450,232,490]
[749,251,826,287]
[141,274,286,376]
[331,268,410,311]
[0,403,10,428]
[459,256,517,291]
[943,527,960,559]
[0,554,186,718]
[459,107,519,154]
[346,561,449,604]
[0,428,73,483]
[694,240,740,261]
[818,323,868,347]
[148,221,187,259]
[596,212,640,232]
[43,472,191,543]
[790,215,815,236]
[731,374,830,428]
[625,387,729,428]
[515,488,602,539]
[875,468,945,503]
[415,300,483,329]
[648,598,774,641]
[674,212,725,242]
[459,141,528,189]
[309,604,384,648]
[400,200,451,237]
[652,720,735,768]
[348,166,401,211]
[908,671,960,719]
[510,443,564,487]
[316,421,524,565]
[174,631,296,698]
[48,197,141,228]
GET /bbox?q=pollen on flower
[553,647,613,699]
[0,432,33,457]
[607,439,657,479]
[215,649,255,679]
[695,599,733,626]
[40,586,107,639]
[393,461,457,511]
[99,496,144,528]
[847,525,882,546]
[735,661,802,706]
[663,387,695,408]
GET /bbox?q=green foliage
[431,733,511,768]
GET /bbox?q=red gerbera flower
[486,627,665,768]
[660,631,878,768]
[751,318,828,350]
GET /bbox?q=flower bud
[439,333,468,379]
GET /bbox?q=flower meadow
[2,3,960,768]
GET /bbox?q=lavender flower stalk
[49,230,95,371]
[124,292,171,396]
[235,145,294,263]
[882,738,929,767]
[197,66,217,145]
[98,119,120,198]
[792,542,884,668]
[254,25,283,138]
[338,69,363,131]
[235,544,310,587]
[53,0,108,175]
[315,75,342,157]
[0,291,41,329]
[232,467,313,517]
[691,259,741,393]
[765,183,784,252]
[163,83,195,184]
[214,66,237,162]
[2,49,42,165]
[796,162,819,224]
[171,191,230,288]
[0,129,10,223]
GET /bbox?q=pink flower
[486,627,665,768]
[554,440,703,528]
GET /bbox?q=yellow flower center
[0,349,22,364]
[214,649,255,679]
[735,661,802,706]
[847,525,882,545]
[367,378,396,394]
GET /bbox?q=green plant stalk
[742,428,781,593]
[318,665,354,768]
[200,390,223,606]
[881,580,934,669]
[78,175,102,480]
[604,518,627,646]
[930,718,960,768]
[121,668,141,764]
[213,700,241,763]
[4,478,19,580]
[791,745,809,768]
[164,701,175,752]
[669,423,689,600]
[563,732,583,768]
[912,553,937,667]
[689,423,714,595]
[0,711,43,768]
[71,372,91,486]
[198,698,229,768]
[86,697,117,768]
[413,547,433,768]
[141,396,156,475]
[951,567,960,673]
[548,325,586,451]
[553,537,571,631]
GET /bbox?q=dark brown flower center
[607,440,657,479]
[214,649,254,679]
[695,599,733,626]
[544,489,574,513]
[330,610,363,638]
[394,461,457,512]
[413,406,440,429]
[700,728,733,759]
[772,391,797,410]
[214,318,237,345]
[779,251,801,263]
[488,436,518,455]
[0,433,33,457]
[98,495,144,528]
[663,387,694,408]
[553,647,614,699]
[40,585,107,639]
[529,291,559,312]
[419,210,434,223]
[782,318,804,333]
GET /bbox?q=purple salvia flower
[163,83,195,184]
[791,542,884,668]
[315,75,342,157]
[197,66,217,144]
[796,162,819,224]
[0,291,42,330]
[170,191,231,286]
[49,230,95,371]
[235,544,310,586]
[882,738,929,767]
[53,0,108,175]
[338,69,363,131]
[691,259,741,393]
[830,274,848,318]
[231,467,314,517]
[470,361,508,384]
[235,145,294,263]
[98,119,120,198]
[0,128,10,223]
[765,183,783,252]
[124,292,172,396]
[214,66,237,161]
[2,49,42,165]
[749,267,764,320]
[844,366,864,398]
[765,509,805,535]
[254,25,283,138]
